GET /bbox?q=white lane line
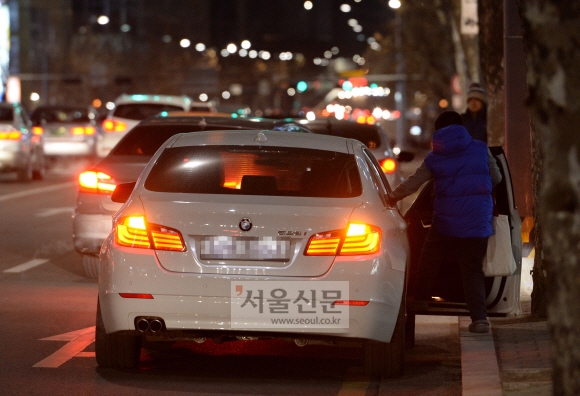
[40,326,95,341]
[338,366,370,396]
[33,329,95,368]
[0,182,75,202]
[36,207,75,217]
[3,259,50,273]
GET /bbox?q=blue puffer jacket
[424,124,493,238]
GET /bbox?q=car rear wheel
[82,254,99,279]
[95,297,142,368]
[363,302,405,378]
[17,160,33,182]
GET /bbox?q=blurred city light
[221,49,230,57]
[199,93,209,102]
[92,99,102,108]
[331,47,339,55]
[410,126,422,136]
[340,4,351,12]
[105,102,115,110]
[313,57,322,65]
[296,81,308,92]
[180,39,191,48]
[287,88,296,96]
[241,40,251,49]
[304,1,313,10]
[162,35,172,43]
[388,0,401,9]
[239,49,248,57]
[306,111,316,121]
[260,51,271,60]
[30,92,39,101]
[120,24,131,32]
[195,43,206,51]
[222,91,231,99]
[348,19,358,26]
[324,51,332,59]
[353,25,362,32]
[342,81,353,91]
[227,43,237,53]
[97,15,109,25]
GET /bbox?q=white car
[96,94,193,158]
[96,130,409,377]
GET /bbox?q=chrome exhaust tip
[136,318,150,332]
[149,319,163,332]
[294,338,309,347]
[193,337,206,344]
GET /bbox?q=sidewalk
[461,299,552,396]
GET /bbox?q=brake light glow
[71,126,96,135]
[78,171,117,194]
[32,126,44,135]
[103,119,127,133]
[119,293,154,299]
[115,215,186,252]
[380,158,397,174]
[0,130,22,140]
[333,300,369,306]
[305,223,381,256]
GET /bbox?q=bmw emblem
[239,218,252,232]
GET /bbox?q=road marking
[36,207,75,217]
[338,366,370,396]
[34,326,95,368]
[3,258,50,273]
[0,182,75,202]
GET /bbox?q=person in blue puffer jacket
[388,111,502,333]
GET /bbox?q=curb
[459,317,503,396]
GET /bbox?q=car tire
[95,297,142,368]
[32,152,46,180]
[363,302,405,378]
[82,254,99,279]
[17,160,33,182]
[405,313,415,349]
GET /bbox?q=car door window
[363,149,392,207]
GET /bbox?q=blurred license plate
[200,236,290,261]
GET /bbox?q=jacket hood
[431,124,473,155]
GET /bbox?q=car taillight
[380,158,397,174]
[305,223,381,256]
[71,126,96,135]
[115,215,186,252]
[32,126,44,135]
[0,130,23,140]
[102,119,127,133]
[78,171,117,194]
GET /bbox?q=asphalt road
[0,156,461,396]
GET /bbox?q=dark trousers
[414,228,489,321]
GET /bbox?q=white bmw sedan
[96,130,409,377]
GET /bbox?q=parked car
[292,118,414,188]
[30,105,99,161]
[0,102,45,181]
[73,115,313,278]
[403,146,522,346]
[96,94,193,158]
[95,129,408,378]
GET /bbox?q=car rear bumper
[44,139,94,156]
[72,212,113,254]
[98,237,405,343]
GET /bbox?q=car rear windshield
[109,125,250,157]
[113,104,185,120]
[30,107,90,123]
[144,146,362,198]
[307,123,382,149]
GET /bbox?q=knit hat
[434,111,463,130]
[466,82,487,105]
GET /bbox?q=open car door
[403,147,522,345]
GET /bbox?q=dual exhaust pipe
[136,317,164,333]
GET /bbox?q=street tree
[518,0,580,394]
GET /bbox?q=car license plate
[200,236,290,261]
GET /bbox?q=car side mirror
[111,182,136,203]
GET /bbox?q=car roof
[113,94,192,107]
[170,130,352,153]
[138,114,312,130]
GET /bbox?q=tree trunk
[518,1,580,394]
[479,1,505,147]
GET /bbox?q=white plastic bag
[483,214,517,277]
